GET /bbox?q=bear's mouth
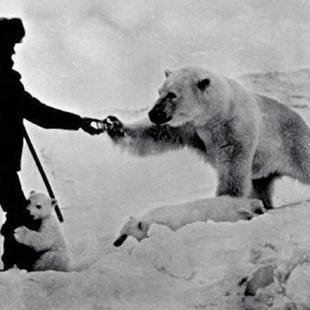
[148,105,173,125]
[149,113,172,125]
[113,234,128,247]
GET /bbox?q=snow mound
[1,203,310,309]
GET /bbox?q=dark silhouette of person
[0,17,103,271]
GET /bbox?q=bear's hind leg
[251,173,280,210]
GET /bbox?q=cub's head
[27,191,56,220]
[148,67,230,127]
[113,217,150,247]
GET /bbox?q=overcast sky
[1,0,310,114]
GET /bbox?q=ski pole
[23,126,64,223]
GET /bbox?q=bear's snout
[25,205,33,217]
[113,234,128,247]
[148,104,172,125]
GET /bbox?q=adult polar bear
[103,67,310,209]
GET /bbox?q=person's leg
[0,171,40,270]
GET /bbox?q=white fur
[113,197,264,246]
[105,67,310,209]
[14,192,70,272]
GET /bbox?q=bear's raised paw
[14,226,29,244]
[103,116,125,139]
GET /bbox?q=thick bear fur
[104,67,310,209]
[14,192,69,272]
[113,196,265,246]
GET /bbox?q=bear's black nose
[148,107,172,125]
[113,234,128,247]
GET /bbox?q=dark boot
[0,171,40,271]
[1,211,42,271]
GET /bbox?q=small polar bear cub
[114,196,265,247]
[14,191,69,272]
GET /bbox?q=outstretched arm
[10,71,101,134]
[103,116,203,156]
[21,91,82,130]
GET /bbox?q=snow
[3,206,310,309]
[1,70,310,309]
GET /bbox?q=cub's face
[27,191,55,220]
[113,217,149,247]
[148,68,212,127]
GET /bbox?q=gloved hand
[81,117,105,135]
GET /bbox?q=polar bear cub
[114,196,264,247]
[14,191,69,272]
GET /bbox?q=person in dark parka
[0,17,103,271]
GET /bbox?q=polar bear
[14,192,69,272]
[113,196,264,246]
[103,67,310,209]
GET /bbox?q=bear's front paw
[237,209,255,221]
[14,226,29,244]
[103,116,125,139]
[250,199,265,215]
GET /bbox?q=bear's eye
[166,92,176,99]
[138,222,143,231]
[36,204,42,209]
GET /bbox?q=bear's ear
[197,78,210,91]
[164,69,172,78]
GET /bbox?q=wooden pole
[23,126,64,222]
